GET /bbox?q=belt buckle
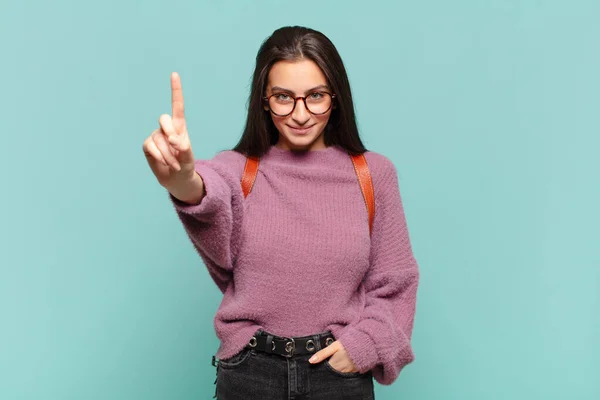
[281,337,295,358]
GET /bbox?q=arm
[337,156,420,385]
[166,170,206,206]
[169,151,247,293]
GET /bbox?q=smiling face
[265,59,334,151]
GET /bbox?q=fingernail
[309,356,317,363]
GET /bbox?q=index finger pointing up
[171,72,185,123]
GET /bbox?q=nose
[291,98,310,125]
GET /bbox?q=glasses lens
[305,92,332,114]
[269,94,295,115]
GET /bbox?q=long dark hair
[232,26,367,157]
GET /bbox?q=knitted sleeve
[168,150,246,294]
[337,154,420,385]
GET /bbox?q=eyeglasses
[263,91,336,117]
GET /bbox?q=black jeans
[213,330,375,399]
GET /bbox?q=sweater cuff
[169,162,228,218]
[336,325,379,374]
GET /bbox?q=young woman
[142,26,420,400]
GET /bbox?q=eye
[274,93,292,101]
[309,92,325,100]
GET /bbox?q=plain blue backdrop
[1,0,598,399]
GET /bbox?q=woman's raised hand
[143,72,196,187]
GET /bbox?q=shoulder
[363,150,399,184]
[212,149,248,165]
[195,149,248,180]
[361,150,403,206]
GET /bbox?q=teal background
[1,0,598,399]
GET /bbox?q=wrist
[166,170,205,205]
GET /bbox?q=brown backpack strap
[350,153,375,236]
[241,153,375,235]
[241,156,260,198]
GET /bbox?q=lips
[287,124,315,135]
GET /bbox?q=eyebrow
[269,84,331,94]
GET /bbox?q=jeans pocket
[218,348,254,369]
[324,359,363,378]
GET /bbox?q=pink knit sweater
[169,144,419,385]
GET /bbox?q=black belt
[246,330,336,358]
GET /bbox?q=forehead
[267,59,328,92]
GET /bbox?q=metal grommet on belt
[248,336,257,347]
[305,339,315,352]
[325,337,334,346]
[284,338,295,357]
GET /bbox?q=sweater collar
[264,144,345,163]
